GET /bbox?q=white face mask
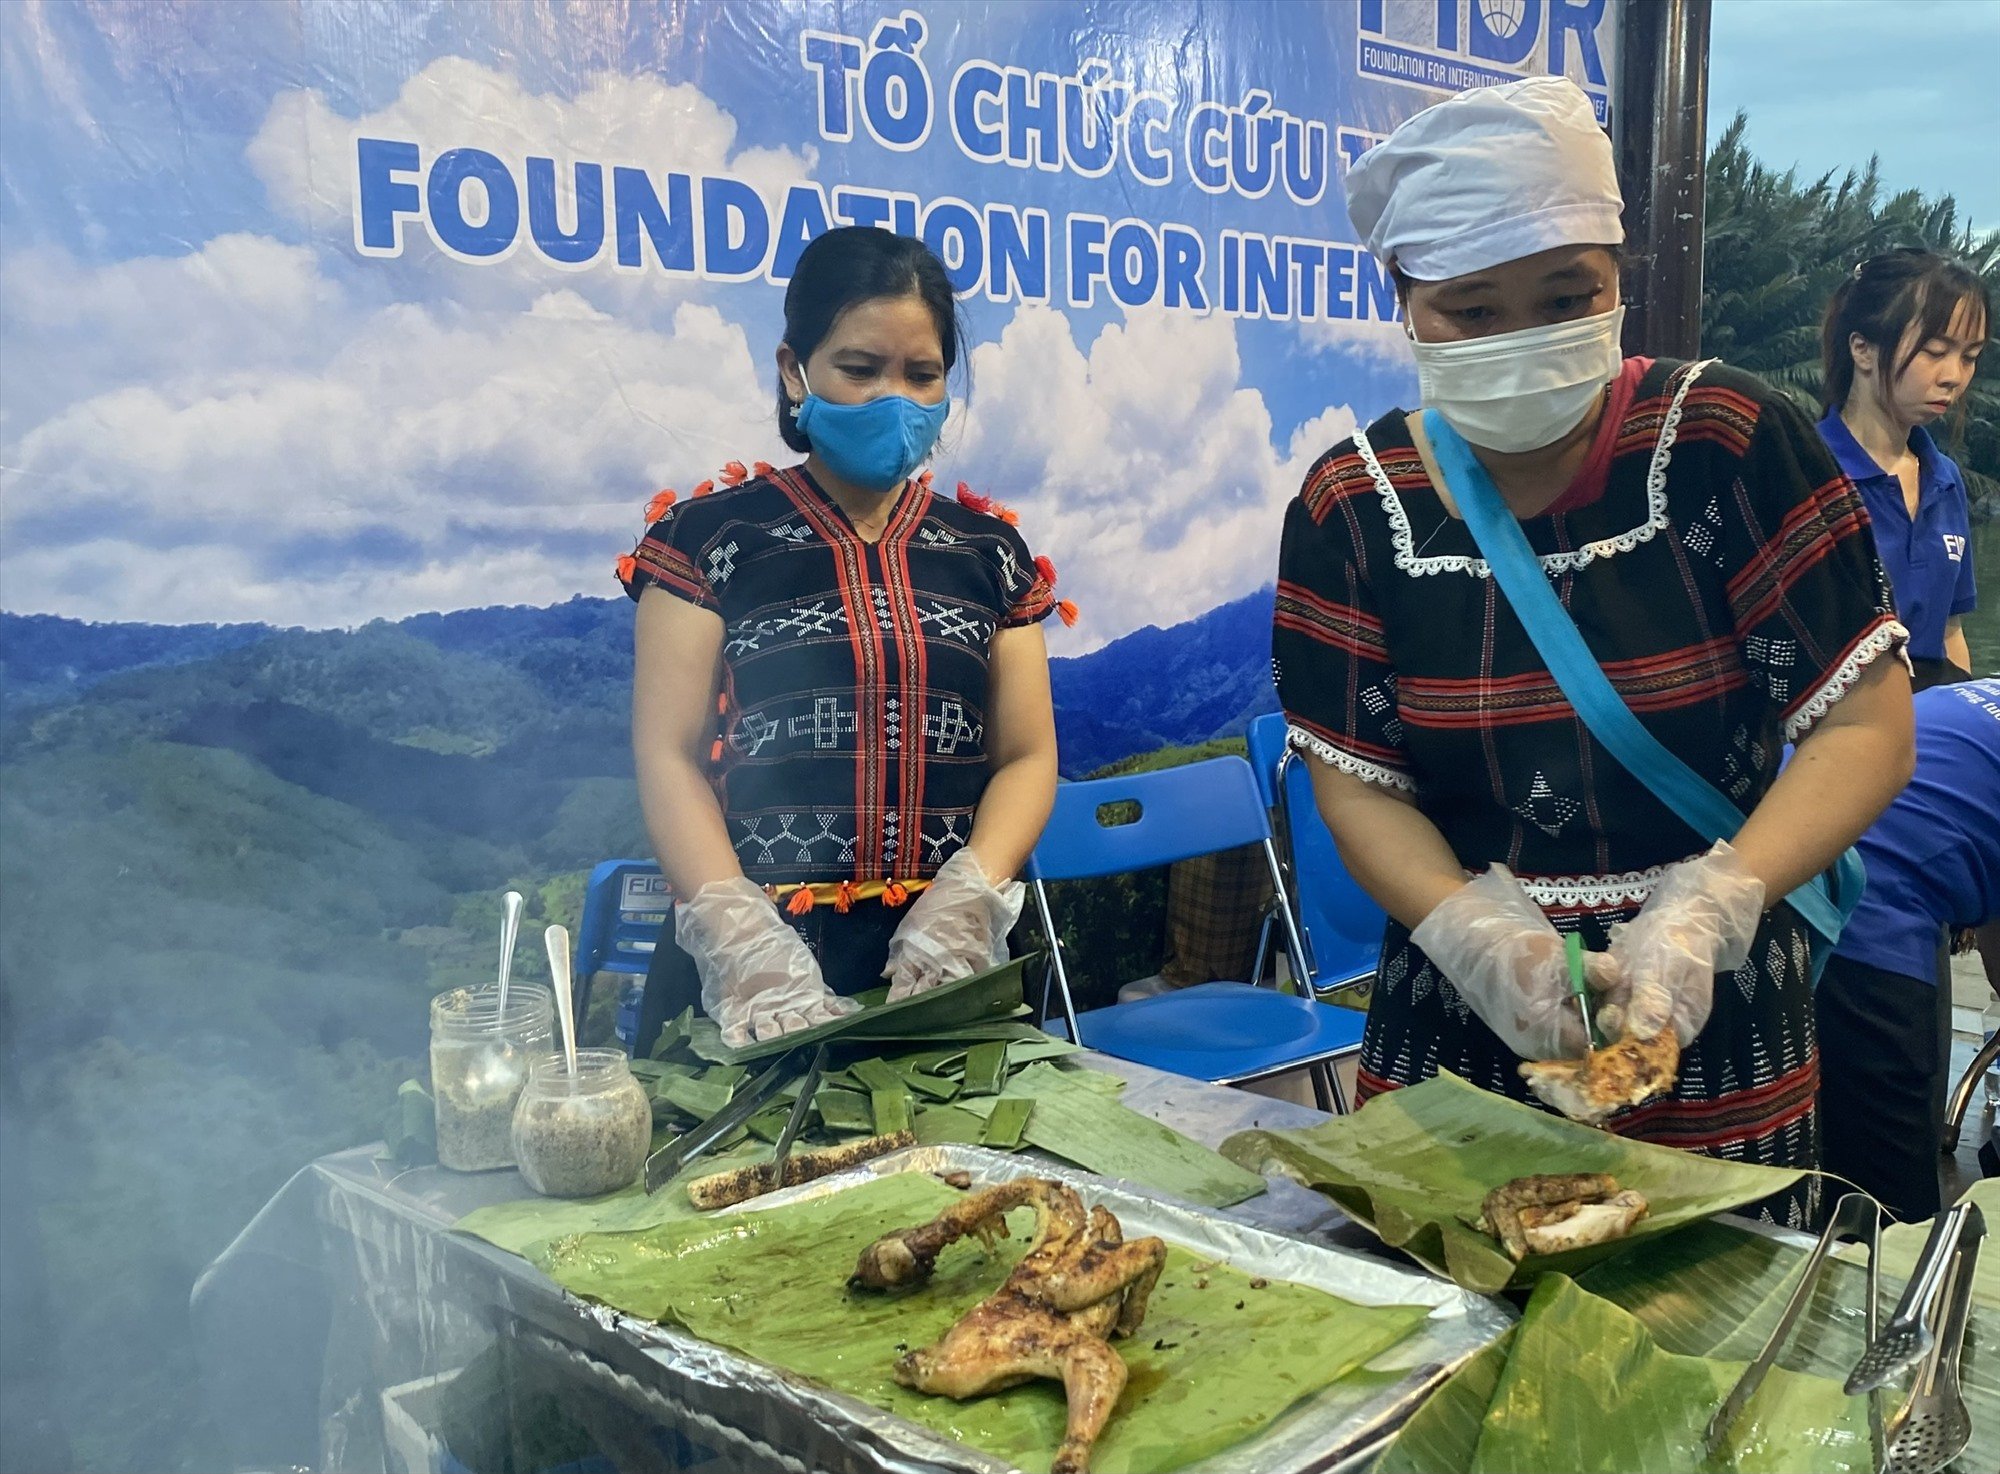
[1410,304,1626,453]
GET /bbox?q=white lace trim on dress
[1782,618,1910,743]
[1286,723,1415,792]
[1359,358,1716,579]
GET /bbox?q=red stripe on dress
[1728,479,1870,629]
[884,484,929,880]
[1288,714,1408,770]
[631,537,715,609]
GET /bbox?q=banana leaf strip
[540,1172,1431,1474]
[1379,1274,1868,1473]
[912,1105,988,1146]
[981,1097,1033,1149]
[1220,1070,1801,1292]
[689,956,1036,1064]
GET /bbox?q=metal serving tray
[558,1145,1515,1474]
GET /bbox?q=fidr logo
[1357,0,1616,122]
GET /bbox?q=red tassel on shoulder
[1034,555,1058,585]
[955,482,992,515]
[692,479,716,497]
[719,459,748,486]
[994,502,1020,527]
[786,888,815,916]
[615,554,638,584]
[751,460,775,477]
[644,489,677,523]
[916,469,935,491]
[1057,600,1080,627]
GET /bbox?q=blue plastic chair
[1026,755,1364,1113]
[1245,712,1386,996]
[573,859,672,1043]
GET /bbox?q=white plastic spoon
[544,924,577,1081]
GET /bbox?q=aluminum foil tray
[560,1145,1515,1474]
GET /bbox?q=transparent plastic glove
[883,849,1027,1002]
[1601,841,1766,1046]
[1410,865,1618,1060]
[674,877,860,1047]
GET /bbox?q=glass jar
[429,985,555,1171]
[511,1049,653,1198]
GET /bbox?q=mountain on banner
[0,588,1279,776]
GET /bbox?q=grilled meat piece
[1518,1026,1680,1126]
[852,1179,1166,1473]
[1474,1173,1647,1261]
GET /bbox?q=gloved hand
[1409,865,1618,1060]
[1600,841,1766,1046]
[883,849,1027,1001]
[675,877,860,1047]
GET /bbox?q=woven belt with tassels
[766,878,933,916]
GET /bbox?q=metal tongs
[643,1044,806,1193]
[1706,1191,1884,1462]
[1875,1202,1984,1474]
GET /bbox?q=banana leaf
[540,1172,1432,1474]
[1220,1070,1801,1292]
[954,1063,1266,1209]
[1579,1213,2000,1474]
[1380,1274,1868,1473]
[451,1135,769,1261]
[688,956,1036,1064]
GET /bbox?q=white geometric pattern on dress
[1383,951,1408,994]
[923,700,983,754]
[1437,973,1470,1023]
[1410,961,1435,1003]
[1720,723,1767,804]
[1734,956,1758,1004]
[735,812,857,866]
[788,696,857,749]
[922,813,968,864]
[1684,491,1728,569]
[767,522,814,543]
[919,601,990,645]
[882,810,901,865]
[871,587,897,631]
[995,540,1021,590]
[885,695,903,753]
[707,540,740,586]
[1744,635,1799,704]
[1511,770,1582,838]
[733,711,781,756]
[918,526,961,546]
[774,601,844,639]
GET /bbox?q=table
[192,1055,1362,1474]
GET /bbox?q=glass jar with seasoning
[511,1049,653,1198]
[428,985,555,1171]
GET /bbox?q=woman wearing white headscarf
[1274,78,1914,1226]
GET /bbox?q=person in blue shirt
[1818,678,2000,1219]
[1816,248,1987,689]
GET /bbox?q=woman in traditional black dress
[620,228,1063,1051]
[1274,78,1915,1226]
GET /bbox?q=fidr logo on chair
[1357,0,1618,122]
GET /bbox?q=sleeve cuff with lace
[1781,613,1909,743]
[1286,719,1415,791]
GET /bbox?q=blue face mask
[793,370,949,492]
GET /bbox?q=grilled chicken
[1474,1173,1649,1261]
[851,1179,1166,1474]
[1518,1025,1680,1126]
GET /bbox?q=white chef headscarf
[1345,76,1625,281]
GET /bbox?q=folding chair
[1028,755,1365,1113]
[1245,712,1386,997]
[573,859,672,1050]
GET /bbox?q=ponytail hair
[1821,247,1990,413]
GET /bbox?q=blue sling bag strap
[1421,407,1863,980]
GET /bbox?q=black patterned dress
[620,464,1057,1046]
[1273,358,1906,1228]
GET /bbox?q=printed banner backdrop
[2,0,1619,658]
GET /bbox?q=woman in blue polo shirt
[1817,248,1989,688]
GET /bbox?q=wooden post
[1616,0,1713,358]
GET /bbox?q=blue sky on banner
[0,0,1621,642]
